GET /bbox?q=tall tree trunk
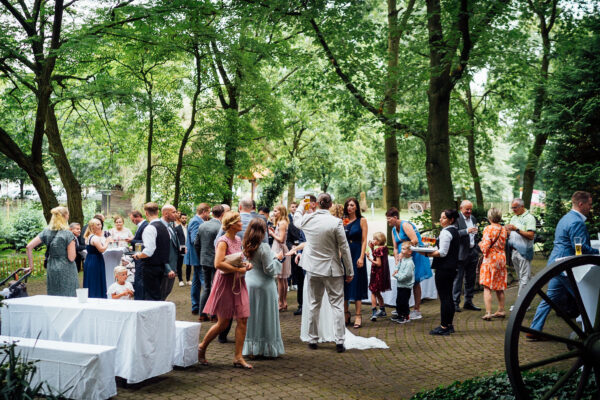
[465,86,484,209]
[521,0,556,208]
[287,178,296,207]
[222,109,239,206]
[426,87,456,219]
[146,92,154,203]
[46,106,84,224]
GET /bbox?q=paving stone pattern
[23,257,562,399]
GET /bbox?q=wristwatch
[516,228,520,233]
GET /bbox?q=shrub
[410,370,596,400]
[2,204,45,250]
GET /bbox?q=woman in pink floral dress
[198,212,253,369]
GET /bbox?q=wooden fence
[0,255,44,279]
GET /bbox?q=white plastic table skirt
[364,256,437,307]
[103,248,125,291]
[0,336,117,400]
[575,241,600,328]
[174,321,201,367]
[1,295,176,384]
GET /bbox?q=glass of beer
[574,237,583,256]
[304,195,311,211]
[135,243,142,253]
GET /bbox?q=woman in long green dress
[26,206,78,297]
[242,218,285,358]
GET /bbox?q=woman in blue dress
[343,198,369,329]
[386,207,433,320]
[83,218,113,298]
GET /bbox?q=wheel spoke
[519,350,581,371]
[566,269,593,332]
[594,291,600,331]
[574,364,591,400]
[540,357,584,400]
[519,326,583,348]
[537,289,586,338]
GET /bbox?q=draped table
[103,248,125,292]
[0,295,175,384]
[575,240,600,328]
[0,336,117,400]
[364,255,437,307]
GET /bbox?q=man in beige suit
[299,193,353,353]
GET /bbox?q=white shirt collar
[572,209,587,222]
[137,220,145,228]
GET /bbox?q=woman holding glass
[108,215,133,245]
[83,218,113,298]
[343,197,368,328]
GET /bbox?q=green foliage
[0,341,66,399]
[259,162,296,209]
[411,370,596,400]
[0,203,45,249]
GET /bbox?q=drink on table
[135,243,142,253]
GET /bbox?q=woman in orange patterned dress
[478,208,508,321]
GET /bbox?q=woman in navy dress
[83,218,113,298]
[343,198,369,328]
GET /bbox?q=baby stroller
[0,267,32,299]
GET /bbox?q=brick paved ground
[22,256,566,400]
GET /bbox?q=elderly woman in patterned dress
[478,208,508,321]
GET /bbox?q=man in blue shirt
[528,191,599,339]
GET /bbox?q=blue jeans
[190,265,203,313]
[530,275,575,331]
[200,266,215,316]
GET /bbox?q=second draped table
[103,248,125,293]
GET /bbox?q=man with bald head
[159,204,180,300]
[453,200,481,311]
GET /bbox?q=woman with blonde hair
[26,206,78,296]
[269,204,291,311]
[199,211,253,369]
[478,208,508,320]
[83,218,113,298]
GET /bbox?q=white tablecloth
[103,248,125,291]
[365,256,437,307]
[0,336,117,400]
[575,241,600,328]
[174,321,201,367]
[1,295,175,384]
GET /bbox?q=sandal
[233,359,253,369]
[481,314,493,321]
[197,345,209,366]
[492,312,506,319]
[353,314,362,329]
[345,311,352,326]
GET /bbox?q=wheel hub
[584,332,600,365]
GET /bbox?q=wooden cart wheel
[505,255,600,400]
[408,202,424,216]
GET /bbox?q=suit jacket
[547,210,599,265]
[194,218,221,267]
[185,215,203,266]
[457,213,478,261]
[299,209,353,278]
[130,220,148,247]
[162,220,180,275]
[214,212,268,246]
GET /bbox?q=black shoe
[336,344,345,353]
[454,304,462,312]
[308,343,318,350]
[448,324,455,333]
[218,337,228,344]
[370,308,377,322]
[293,307,303,316]
[463,303,481,311]
[429,326,451,336]
[191,309,199,315]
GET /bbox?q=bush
[2,204,45,250]
[410,370,596,400]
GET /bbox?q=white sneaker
[409,310,422,320]
[178,281,185,287]
[510,305,514,312]
[187,281,192,286]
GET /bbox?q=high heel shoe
[353,314,362,329]
[197,346,208,366]
[233,359,253,369]
[345,311,351,326]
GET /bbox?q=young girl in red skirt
[367,232,392,321]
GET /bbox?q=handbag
[43,230,59,269]
[224,252,244,268]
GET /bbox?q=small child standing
[107,266,134,300]
[391,242,415,324]
[367,232,391,321]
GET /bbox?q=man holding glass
[527,191,599,338]
[505,198,536,311]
